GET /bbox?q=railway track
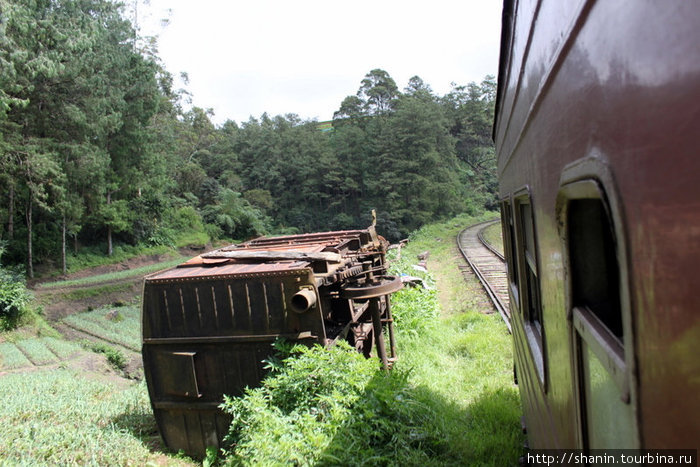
[457,220,511,332]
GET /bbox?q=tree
[373,92,461,235]
[357,69,399,115]
[442,76,498,210]
[334,95,365,120]
[404,75,433,98]
[12,140,63,278]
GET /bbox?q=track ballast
[457,220,511,332]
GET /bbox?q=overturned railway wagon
[141,225,401,456]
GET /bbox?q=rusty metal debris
[141,219,402,456]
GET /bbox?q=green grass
[0,369,194,466]
[86,341,127,370]
[174,230,210,249]
[481,221,504,257]
[0,342,32,369]
[58,282,134,301]
[14,339,61,366]
[56,244,176,277]
[220,212,523,466]
[387,213,521,464]
[38,257,186,290]
[39,337,82,359]
[0,338,82,370]
[63,305,140,352]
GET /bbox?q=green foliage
[166,206,206,233]
[64,305,140,352]
[201,189,268,240]
[203,446,220,467]
[0,369,191,465]
[86,341,127,370]
[220,341,376,464]
[0,243,31,330]
[1,0,498,269]
[390,286,440,339]
[220,341,448,466]
[0,341,32,369]
[481,221,504,257]
[0,269,30,330]
[38,256,186,289]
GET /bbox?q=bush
[219,340,446,466]
[220,340,378,464]
[0,244,31,331]
[387,248,440,338]
[86,341,127,370]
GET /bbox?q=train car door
[558,174,640,453]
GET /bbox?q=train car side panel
[495,0,700,451]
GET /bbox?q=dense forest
[0,0,497,278]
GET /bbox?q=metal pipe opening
[291,288,317,313]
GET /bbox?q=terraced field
[62,306,141,352]
[0,337,83,371]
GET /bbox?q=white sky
[139,0,503,125]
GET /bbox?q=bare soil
[37,280,144,322]
[31,249,199,322]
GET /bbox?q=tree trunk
[61,213,67,275]
[26,199,33,279]
[8,184,14,239]
[106,191,113,256]
[108,225,113,256]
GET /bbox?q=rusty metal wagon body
[141,225,401,456]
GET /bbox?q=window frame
[500,198,520,312]
[555,156,639,449]
[513,188,546,387]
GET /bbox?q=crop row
[0,338,82,370]
[62,306,140,352]
[38,257,185,289]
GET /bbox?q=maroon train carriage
[494,0,699,453]
[141,224,402,456]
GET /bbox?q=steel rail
[477,224,505,262]
[457,220,511,332]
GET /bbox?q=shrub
[220,340,378,464]
[387,249,440,338]
[86,341,127,370]
[219,340,446,466]
[0,244,31,331]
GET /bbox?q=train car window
[500,200,519,308]
[557,176,639,450]
[568,199,622,339]
[519,202,542,333]
[514,194,546,385]
[516,199,543,337]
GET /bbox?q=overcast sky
[139,1,503,125]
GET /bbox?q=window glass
[501,201,519,288]
[518,199,542,330]
[568,199,623,339]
